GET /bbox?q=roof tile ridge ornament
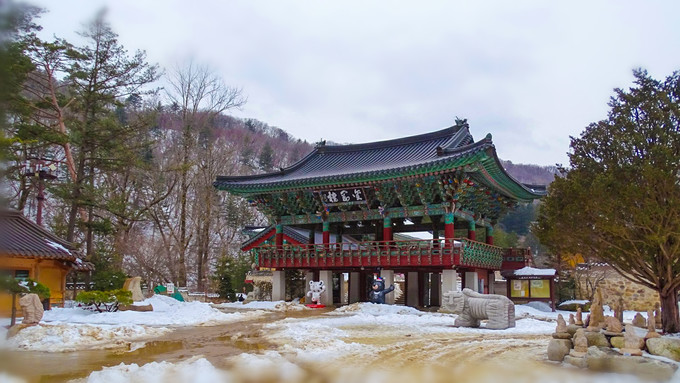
[437,132,493,157]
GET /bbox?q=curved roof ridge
[215,124,468,183]
[318,125,464,154]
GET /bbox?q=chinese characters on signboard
[319,188,367,205]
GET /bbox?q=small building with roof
[215,121,545,306]
[0,209,93,314]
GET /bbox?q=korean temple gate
[214,121,545,306]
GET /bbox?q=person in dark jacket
[369,277,395,304]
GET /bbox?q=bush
[76,289,132,312]
[0,277,50,299]
[92,271,128,291]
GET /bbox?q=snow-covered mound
[43,294,268,327]
[79,357,224,383]
[3,323,170,352]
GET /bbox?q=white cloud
[28,0,680,165]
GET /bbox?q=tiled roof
[0,209,80,261]
[215,124,544,201]
[241,225,311,249]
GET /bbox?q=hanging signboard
[317,187,368,206]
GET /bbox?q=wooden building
[0,209,92,315]
[215,122,545,305]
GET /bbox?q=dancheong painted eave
[214,122,546,202]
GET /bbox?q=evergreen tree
[214,256,235,301]
[534,69,680,333]
[258,142,274,172]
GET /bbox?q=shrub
[76,289,132,312]
[0,277,51,326]
[0,277,50,298]
[92,271,128,291]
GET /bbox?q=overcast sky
[27,1,680,166]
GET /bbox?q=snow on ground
[262,302,556,363]
[515,302,651,324]
[214,300,308,311]
[74,354,680,383]
[75,357,225,383]
[43,295,268,327]
[559,299,590,306]
[1,295,270,352]
[3,323,171,352]
[0,372,26,383]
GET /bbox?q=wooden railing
[253,238,504,270]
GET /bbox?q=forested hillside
[500,160,558,186]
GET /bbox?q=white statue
[306,280,326,305]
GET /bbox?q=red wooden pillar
[486,225,494,245]
[468,220,476,241]
[383,216,392,249]
[444,212,455,247]
[322,221,330,250]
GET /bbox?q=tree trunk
[10,293,17,327]
[660,288,680,333]
[178,169,188,287]
[177,127,190,287]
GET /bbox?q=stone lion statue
[441,288,515,330]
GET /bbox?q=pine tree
[534,69,680,333]
[214,256,235,301]
[258,142,274,172]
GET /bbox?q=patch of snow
[45,239,71,254]
[512,266,556,276]
[524,301,554,312]
[262,302,555,363]
[3,323,170,352]
[43,294,268,327]
[559,299,589,306]
[0,372,26,383]
[81,357,224,383]
[331,302,424,316]
[228,351,306,382]
[215,300,308,311]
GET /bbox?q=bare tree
[164,61,246,287]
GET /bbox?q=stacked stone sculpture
[632,313,647,328]
[620,324,644,356]
[645,309,660,339]
[575,307,584,326]
[547,315,573,362]
[545,295,679,379]
[586,289,605,332]
[603,316,623,336]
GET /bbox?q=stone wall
[576,266,659,312]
